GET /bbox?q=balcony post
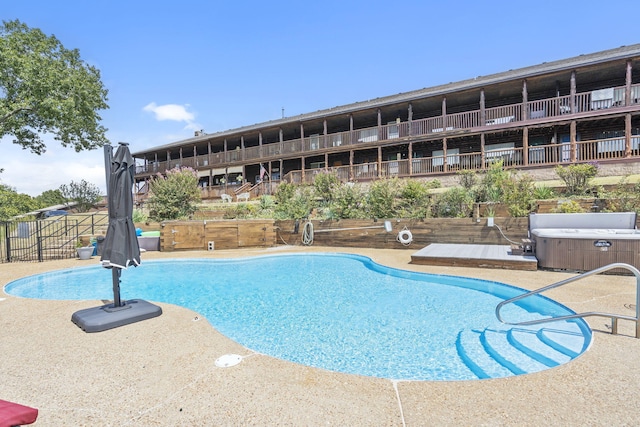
[570,71,577,113]
[626,60,632,107]
[408,103,413,136]
[570,121,577,162]
[349,150,354,181]
[349,114,354,143]
[300,124,304,151]
[625,113,632,157]
[323,119,328,149]
[480,133,486,169]
[522,80,528,120]
[408,141,413,175]
[480,90,486,125]
[377,146,382,178]
[443,137,448,173]
[523,127,529,166]
[442,97,447,130]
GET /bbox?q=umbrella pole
[112,268,122,307]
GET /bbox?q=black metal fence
[0,213,108,263]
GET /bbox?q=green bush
[477,160,509,202]
[274,181,296,205]
[432,187,475,218]
[398,180,432,219]
[457,169,477,190]
[312,171,341,204]
[555,163,598,195]
[603,176,640,214]
[366,178,401,219]
[501,172,536,217]
[259,195,276,210]
[554,200,585,213]
[328,184,368,219]
[273,186,315,220]
[223,203,256,219]
[132,209,148,223]
[533,185,556,200]
[147,167,201,221]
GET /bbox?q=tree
[0,20,109,154]
[59,179,102,212]
[35,189,66,208]
[147,167,201,221]
[0,184,38,220]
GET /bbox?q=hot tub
[529,213,640,271]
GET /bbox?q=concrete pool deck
[1,246,639,426]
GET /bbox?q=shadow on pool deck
[1,246,639,425]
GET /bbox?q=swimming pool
[5,253,591,381]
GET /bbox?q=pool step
[456,326,587,379]
[456,330,512,379]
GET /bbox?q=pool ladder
[496,263,640,338]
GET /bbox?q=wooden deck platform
[410,244,538,271]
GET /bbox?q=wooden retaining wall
[158,219,277,252]
[150,212,640,252]
[154,218,530,251]
[277,218,529,249]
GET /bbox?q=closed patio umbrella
[71,142,161,332]
[100,142,140,306]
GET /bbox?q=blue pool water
[5,253,591,381]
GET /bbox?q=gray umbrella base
[71,299,162,333]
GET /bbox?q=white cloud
[142,102,202,134]
[143,102,195,122]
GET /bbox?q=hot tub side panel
[534,236,640,271]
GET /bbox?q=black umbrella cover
[100,143,141,269]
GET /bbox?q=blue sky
[2,0,638,196]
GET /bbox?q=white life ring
[397,229,413,245]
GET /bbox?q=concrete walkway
[1,246,639,426]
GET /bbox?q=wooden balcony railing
[135,83,640,176]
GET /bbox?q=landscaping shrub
[603,176,640,214]
[147,167,201,221]
[223,203,256,219]
[431,187,475,218]
[533,185,556,200]
[328,183,368,219]
[457,169,477,190]
[477,160,509,202]
[366,178,401,219]
[501,172,536,217]
[132,209,148,223]
[273,185,315,220]
[312,170,341,204]
[554,200,585,213]
[554,163,598,195]
[398,179,432,219]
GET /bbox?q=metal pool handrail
[496,263,640,338]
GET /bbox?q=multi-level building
[133,44,640,200]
